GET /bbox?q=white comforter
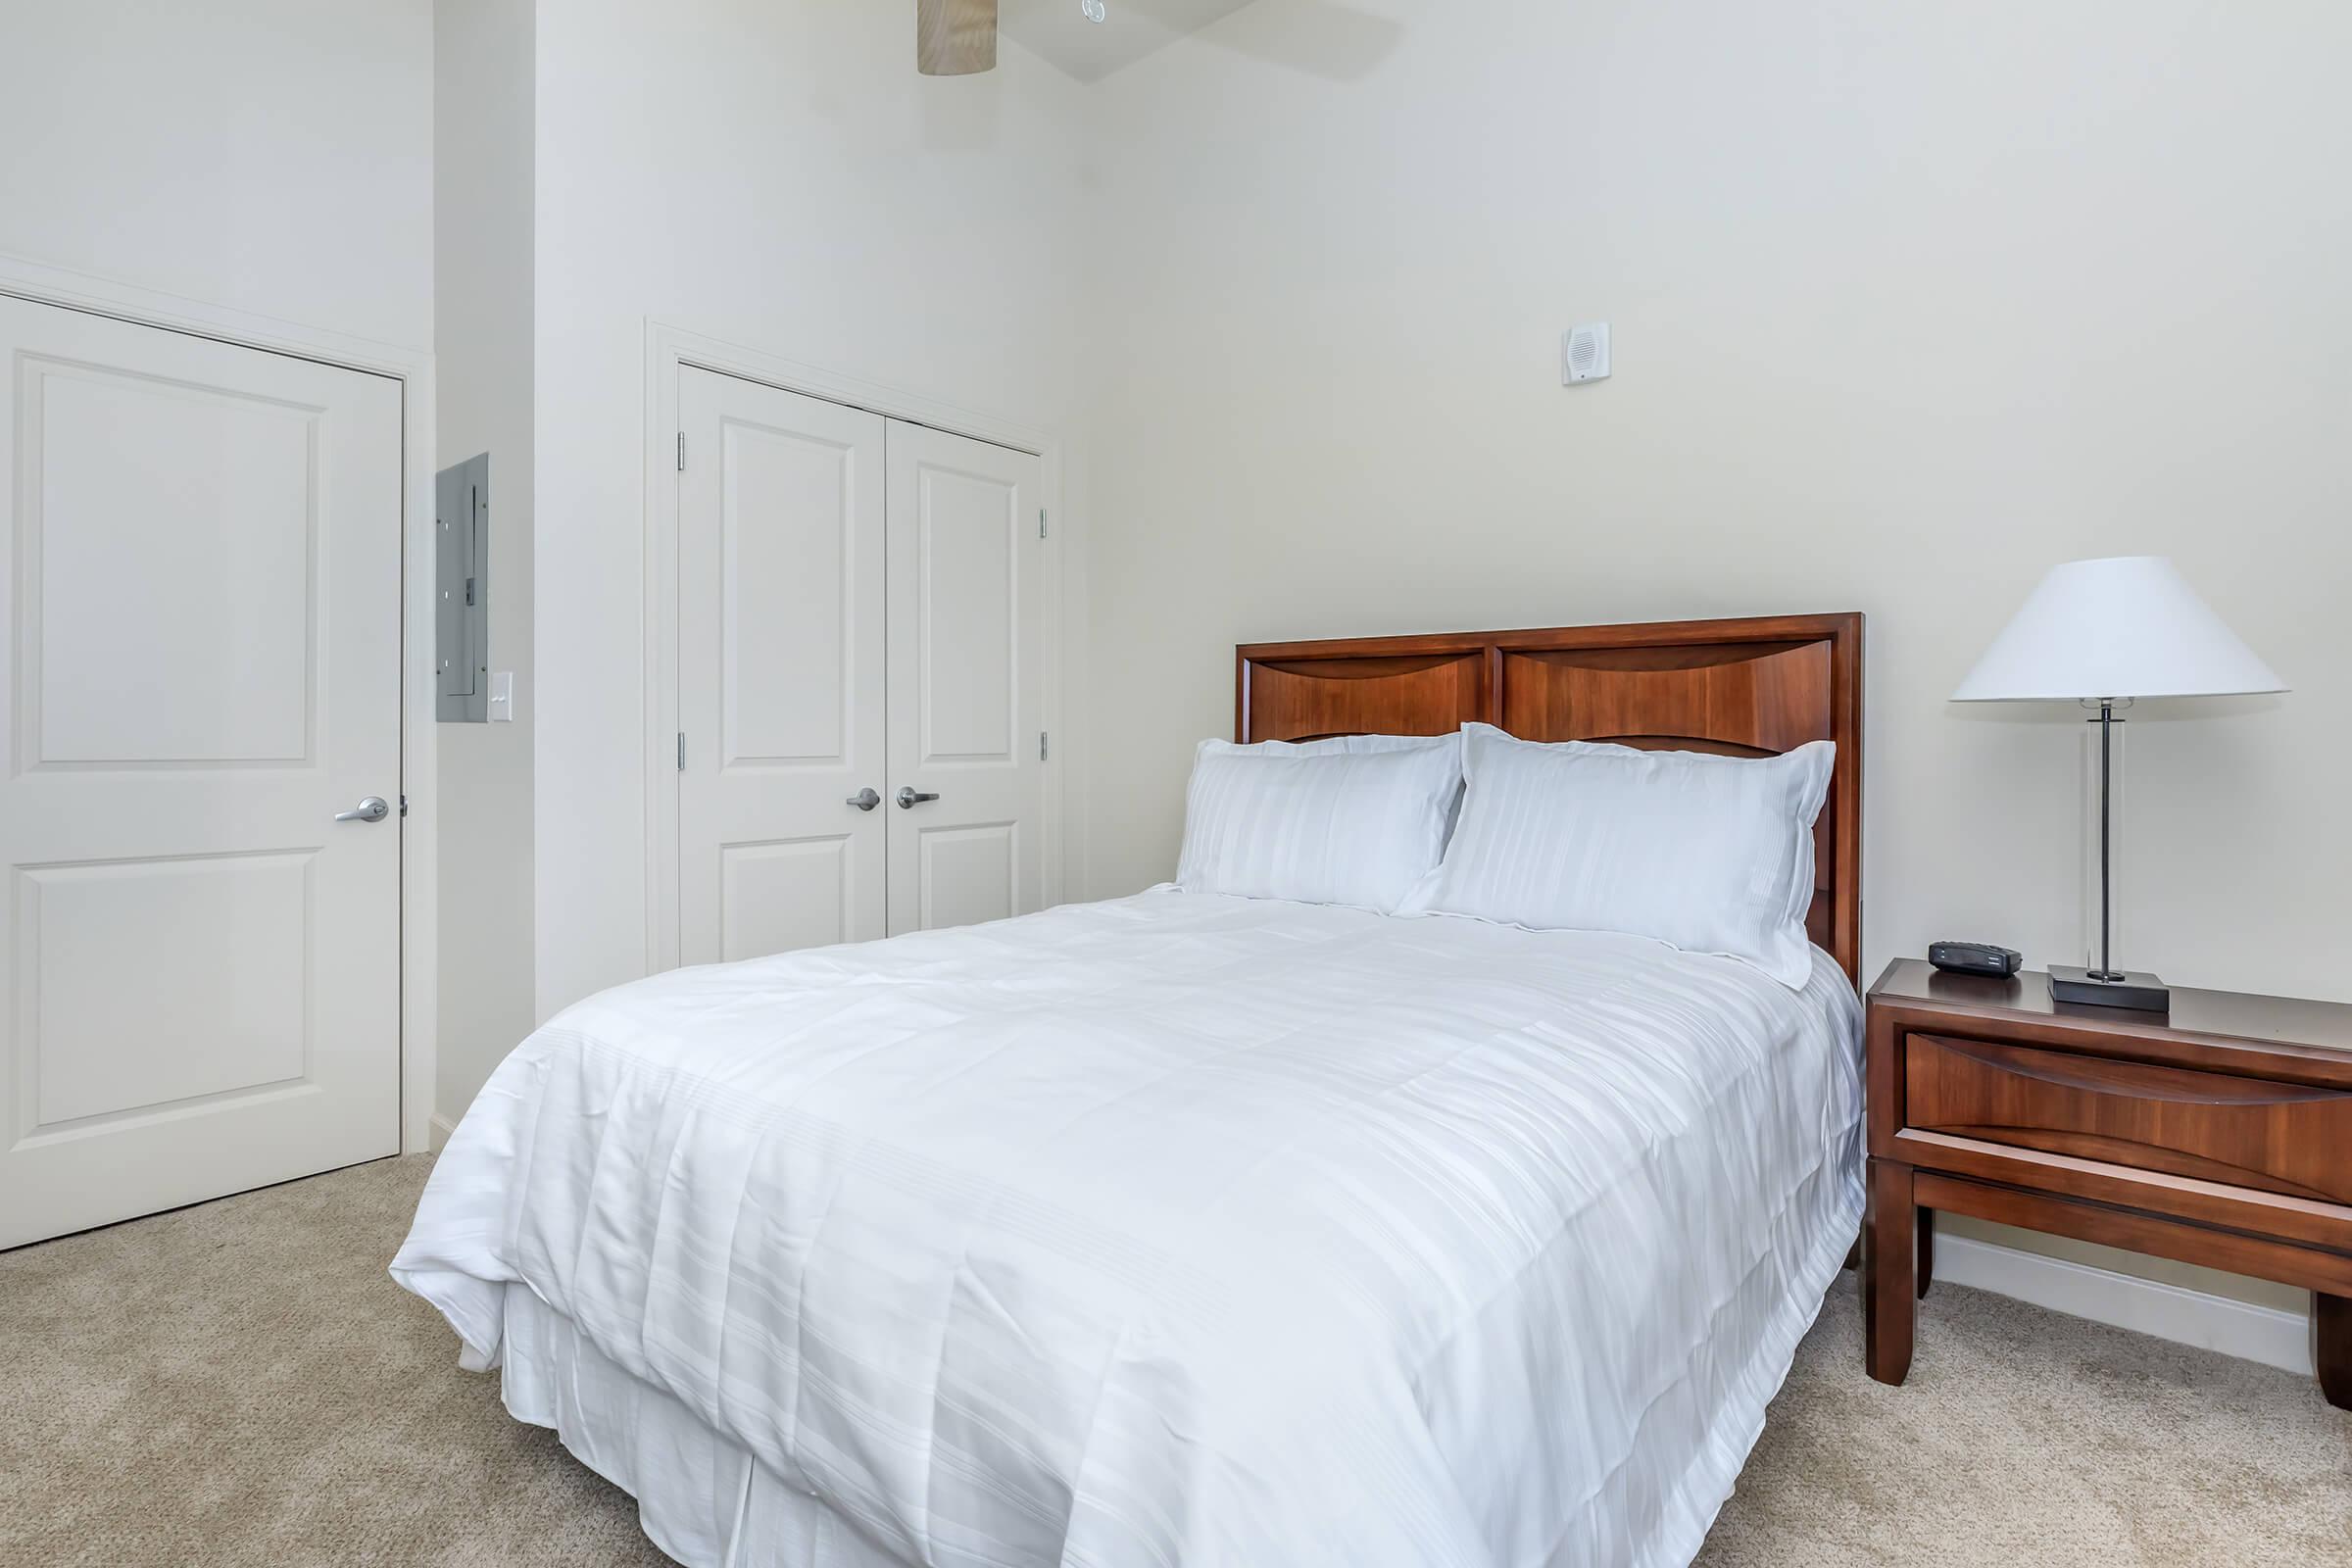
[395,892,1862,1568]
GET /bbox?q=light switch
[488,671,515,722]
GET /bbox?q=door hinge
[676,432,686,471]
[676,732,686,771]
[1039,508,1049,540]
[1040,731,1050,761]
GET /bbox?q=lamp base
[2049,964,2170,1012]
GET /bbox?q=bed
[396,614,1866,1568]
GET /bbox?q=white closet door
[677,369,888,965]
[0,296,403,1250]
[884,421,1045,937]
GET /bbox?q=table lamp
[1950,556,2286,1011]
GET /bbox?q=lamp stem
[2092,700,2122,982]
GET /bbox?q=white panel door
[677,369,887,965]
[885,422,1044,937]
[0,296,402,1250]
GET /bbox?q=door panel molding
[644,323,1068,973]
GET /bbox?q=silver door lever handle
[896,787,941,809]
[335,796,391,823]
[846,788,881,811]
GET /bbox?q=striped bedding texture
[395,890,1863,1568]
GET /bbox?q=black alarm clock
[1929,941,2023,978]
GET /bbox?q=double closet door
[675,368,1045,966]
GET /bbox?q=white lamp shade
[1951,556,2286,702]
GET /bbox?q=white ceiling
[999,0,1258,83]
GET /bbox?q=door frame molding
[641,322,1070,972]
[0,250,440,1158]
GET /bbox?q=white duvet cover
[395,892,1862,1568]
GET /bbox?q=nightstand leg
[2319,1294,2351,1411]
[1917,1206,1935,1300]
[1864,1157,1916,1387]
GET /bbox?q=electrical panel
[436,453,490,722]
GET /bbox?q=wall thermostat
[1563,323,1611,384]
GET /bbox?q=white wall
[434,0,538,1124]
[531,1,1094,1018]
[1078,0,2351,1314]
[0,0,433,352]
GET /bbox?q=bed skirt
[493,1282,908,1568]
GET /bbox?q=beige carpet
[2,1156,2344,1566]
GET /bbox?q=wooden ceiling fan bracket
[916,0,999,76]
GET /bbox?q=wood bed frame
[1236,613,1865,986]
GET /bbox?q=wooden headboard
[1236,614,1865,986]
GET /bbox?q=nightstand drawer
[1904,1032,2352,1204]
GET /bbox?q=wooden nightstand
[1864,958,2351,1409]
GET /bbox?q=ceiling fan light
[916,0,999,75]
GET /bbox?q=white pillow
[1232,731,1469,845]
[1175,733,1463,912]
[1400,722,1835,987]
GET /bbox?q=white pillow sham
[1175,732,1463,912]
[1235,731,1469,845]
[1399,722,1835,988]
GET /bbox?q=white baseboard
[1936,1234,2313,1377]
[427,1113,459,1153]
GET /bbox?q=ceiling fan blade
[916,0,999,75]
